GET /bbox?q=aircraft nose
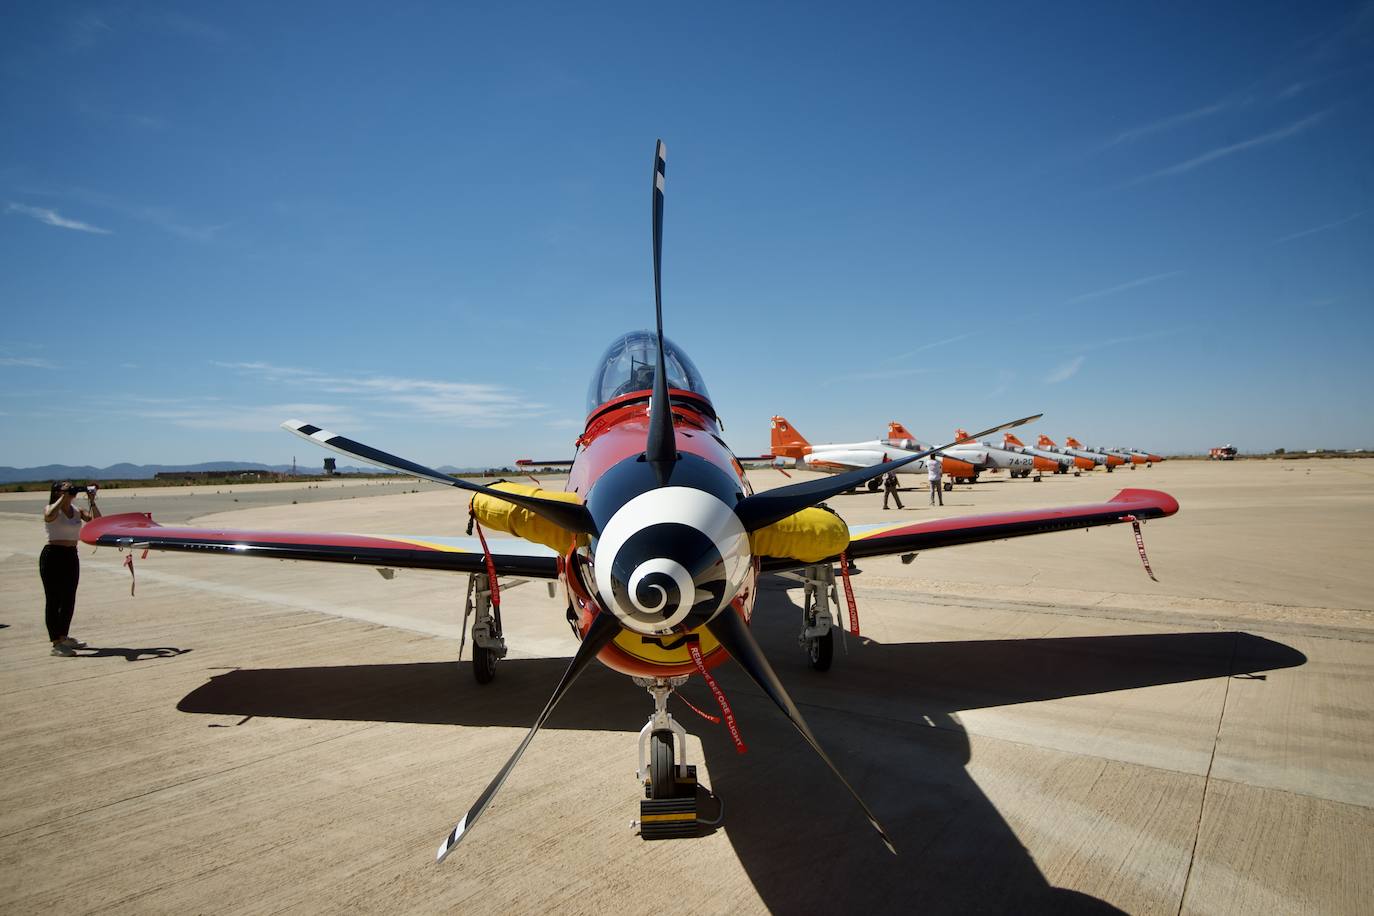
[593,487,751,634]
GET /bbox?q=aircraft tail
[955,428,973,443]
[888,421,917,441]
[1066,436,1084,449]
[1037,434,1058,447]
[1003,433,1026,447]
[770,416,811,459]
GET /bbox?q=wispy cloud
[133,401,358,433]
[1045,357,1085,384]
[66,12,112,50]
[1125,111,1330,186]
[1274,211,1364,244]
[1064,271,1182,305]
[0,356,58,369]
[14,185,220,240]
[1104,99,1234,149]
[881,332,978,365]
[212,361,546,425]
[822,366,940,387]
[6,202,111,234]
[1048,328,1183,355]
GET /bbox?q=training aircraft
[952,428,1046,478]
[1088,443,1162,466]
[767,416,980,487]
[1062,437,1128,470]
[1001,433,1088,474]
[1036,435,1119,471]
[80,142,1178,861]
[886,422,1013,483]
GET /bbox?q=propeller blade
[733,413,1042,531]
[705,607,895,854]
[436,610,623,862]
[645,139,676,481]
[282,420,596,536]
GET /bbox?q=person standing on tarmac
[881,468,904,509]
[41,481,100,656]
[927,455,944,506]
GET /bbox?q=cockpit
[586,331,712,415]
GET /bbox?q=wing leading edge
[80,513,560,579]
[759,488,1179,572]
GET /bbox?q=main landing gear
[779,562,841,671]
[463,572,508,684]
[631,676,722,840]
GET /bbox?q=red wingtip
[1109,488,1180,517]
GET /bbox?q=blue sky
[2,1,1371,468]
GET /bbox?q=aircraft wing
[80,512,560,579]
[759,488,1178,571]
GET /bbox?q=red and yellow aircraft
[80,142,1178,861]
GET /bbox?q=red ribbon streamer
[470,512,502,611]
[1119,515,1158,582]
[675,690,721,725]
[123,552,136,596]
[838,551,860,637]
[687,640,746,753]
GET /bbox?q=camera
[63,483,97,495]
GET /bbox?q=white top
[45,504,83,542]
[927,457,942,480]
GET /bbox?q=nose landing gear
[632,676,722,840]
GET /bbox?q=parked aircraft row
[768,417,1162,486]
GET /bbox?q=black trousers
[39,544,79,642]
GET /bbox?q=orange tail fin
[1066,437,1084,449]
[770,416,811,459]
[1003,433,1025,447]
[1037,434,1058,447]
[888,421,917,440]
[955,428,973,443]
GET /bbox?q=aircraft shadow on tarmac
[177,590,1305,915]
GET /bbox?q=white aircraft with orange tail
[769,416,984,488]
[1039,435,1125,471]
[886,422,1034,482]
[953,428,1056,478]
[1000,433,1091,474]
[1083,442,1163,466]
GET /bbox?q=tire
[472,644,498,684]
[649,729,676,799]
[866,478,880,492]
[808,630,834,671]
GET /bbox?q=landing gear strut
[463,572,507,684]
[632,676,718,840]
[780,563,839,671]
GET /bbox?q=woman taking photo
[41,481,100,656]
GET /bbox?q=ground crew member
[882,469,903,509]
[927,455,943,506]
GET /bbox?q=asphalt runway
[1,459,1370,913]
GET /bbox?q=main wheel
[808,629,834,671]
[866,478,880,492]
[649,729,676,799]
[472,644,498,684]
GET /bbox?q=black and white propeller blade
[733,413,1042,532]
[706,607,896,855]
[436,611,623,862]
[282,419,596,536]
[645,139,676,482]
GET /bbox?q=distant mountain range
[0,459,537,484]
[0,461,420,484]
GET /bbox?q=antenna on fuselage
[645,139,676,484]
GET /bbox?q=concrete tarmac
[1,459,1370,914]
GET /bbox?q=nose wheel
[632,677,722,839]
